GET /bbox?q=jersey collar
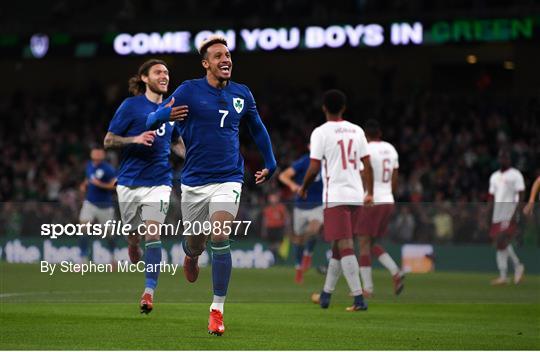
[141,93,159,106]
[204,76,230,94]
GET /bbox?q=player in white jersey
[488,150,525,285]
[356,119,404,297]
[299,89,374,311]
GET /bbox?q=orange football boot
[140,293,153,314]
[208,309,225,336]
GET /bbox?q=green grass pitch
[1,263,539,350]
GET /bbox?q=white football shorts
[79,200,115,224]
[293,205,323,235]
[116,185,172,232]
[181,182,242,235]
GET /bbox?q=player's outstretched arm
[79,179,88,194]
[89,177,117,191]
[298,159,321,199]
[107,99,156,148]
[523,176,540,216]
[104,131,156,149]
[278,167,300,192]
[245,114,277,184]
[147,82,191,130]
[146,97,189,130]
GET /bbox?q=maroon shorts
[323,205,361,242]
[356,204,395,238]
[489,221,517,239]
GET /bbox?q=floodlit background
[0,2,539,349]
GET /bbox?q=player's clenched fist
[134,131,156,146]
[164,97,189,121]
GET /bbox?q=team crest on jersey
[233,97,244,113]
[95,169,104,179]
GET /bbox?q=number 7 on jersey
[218,110,229,128]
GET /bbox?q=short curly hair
[322,89,347,114]
[198,35,228,59]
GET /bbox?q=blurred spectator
[432,200,454,243]
[453,197,480,243]
[261,192,289,260]
[392,206,416,243]
[0,202,22,237]
[5,1,538,35]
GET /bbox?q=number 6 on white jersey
[219,109,229,128]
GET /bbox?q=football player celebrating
[147,36,276,335]
[104,59,187,314]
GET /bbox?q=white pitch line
[0,289,117,298]
[0,288,186,299]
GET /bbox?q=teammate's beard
[147,80,167,95]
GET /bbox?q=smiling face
[202,43,232,83]
[141,64,169,95]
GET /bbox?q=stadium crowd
[0,82,538,244]
[5,0,535,34]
